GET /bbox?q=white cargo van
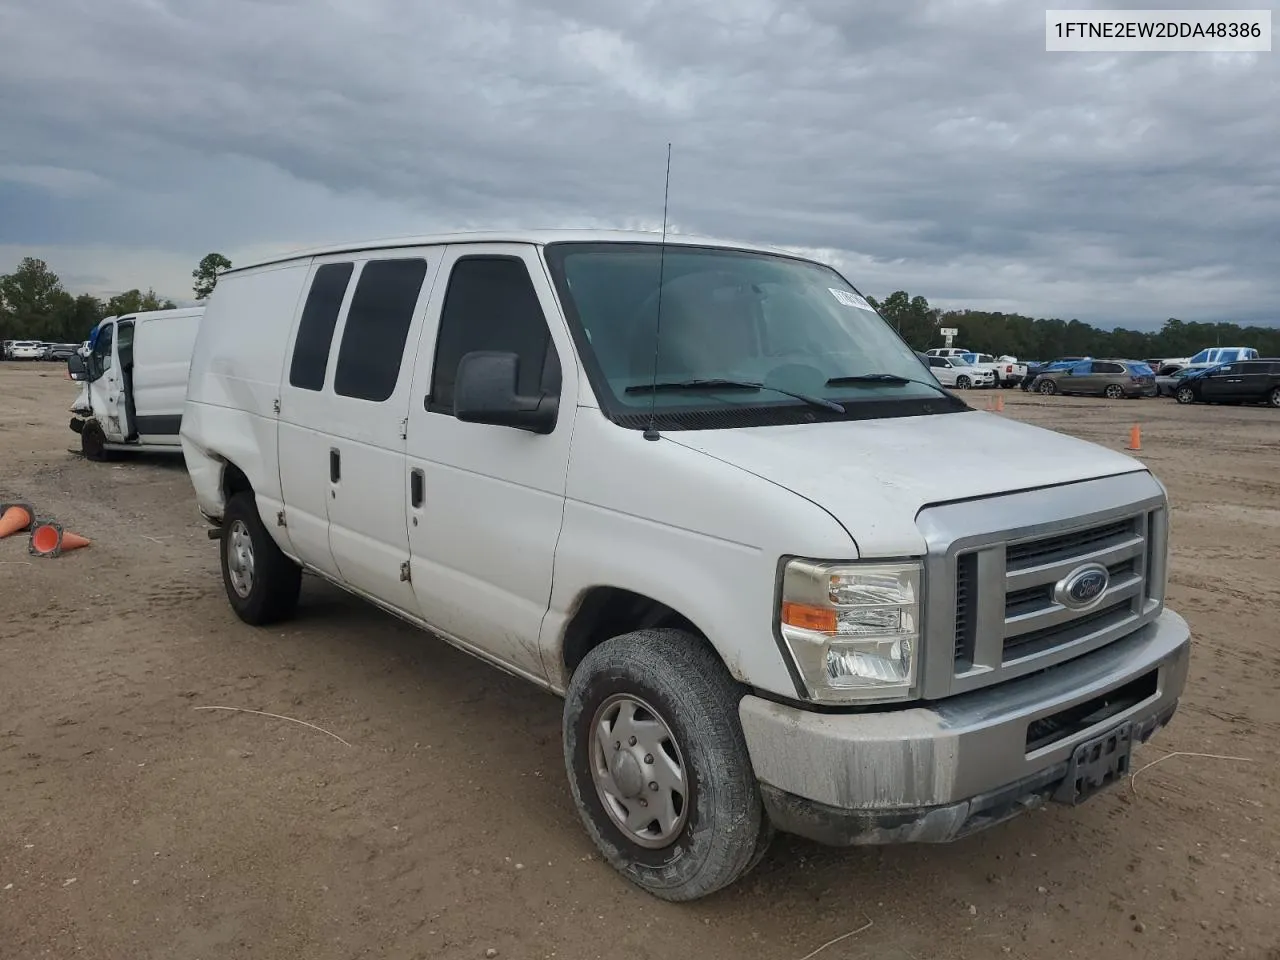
[180,231,1190,901]
[69,306,203,460]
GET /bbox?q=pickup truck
[958,352,1028,388]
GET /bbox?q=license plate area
[1053,721,1134,805]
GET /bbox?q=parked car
[8,340,44,360]
[1155,366,1203,397]
[180,229,1189,902]
[956,352,1027,388]
[1021,357,1087,391]
[67,307,204,459]
[1172,359,1280,408]
[44,342,79,361]
[925,347,970,358]
[924,354,996,389]
[1031,359,1155,398]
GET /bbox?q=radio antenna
[643,142,673,442]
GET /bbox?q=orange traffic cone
[0,502,34,539]
[1127,424,1142,451]
[994,394,1005,413]
[28,520,91,557]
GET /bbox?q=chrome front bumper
[739,609,1190,845]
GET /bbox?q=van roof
[107,306,206,325]
[226,229,799,275]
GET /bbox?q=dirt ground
[1,362,1277,960]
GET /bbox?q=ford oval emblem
[1054,563,1110,610]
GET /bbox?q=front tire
[219,492,301,625]
[563,629,768,902]
[80,419,113,461]
[1105,384,1124,399]
[955,375,971,390]
[1038,379,1057,395]
[1269,387,1280,408]
[1175,386,1196,405]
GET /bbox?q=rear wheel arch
[219,491,301,625]
[220,459,253,504]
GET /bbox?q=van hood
[666,409,1146,557]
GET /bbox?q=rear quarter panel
[182,262,311,537]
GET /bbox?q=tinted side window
[117,322,136,366]
[95,324,114,373]
[429,257,560,414]
[290,262,354,391]
[928,357,946,368]
[1095,361,1124,374]
[334,258,429,402]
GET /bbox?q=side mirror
[453,351,558,434]
[67,353,88,381]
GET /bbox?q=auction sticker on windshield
[830,288,876,311]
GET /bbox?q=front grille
[954,553,977,666]
[1004,557,1138,619]
[950,508,1158,686]
[1005,519,1133,570]
[1003,599,1133,658]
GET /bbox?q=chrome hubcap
[226,519,255,598]
[588,694,688,849]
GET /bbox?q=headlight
[778,559,921,703]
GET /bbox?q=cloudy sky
[0,0,1275,327]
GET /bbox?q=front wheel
[1175,386,1196,405]
[563,629,768,902]
[219,492,302,625]
[1104,384,1124,400]
[1038,379,1057,395]
[80,419,113,461]
[955,375,971,390]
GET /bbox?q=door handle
[330,448,341,483]
[410,468,424,508]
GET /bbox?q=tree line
[0,253,231,344]
[867,290,1280,361]
[3,252,1273,360]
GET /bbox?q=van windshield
[543,242,962,429]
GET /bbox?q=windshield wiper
[625,378,845,413]
[826,372,954,398]
[825,373,912,385]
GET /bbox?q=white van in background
[179,230,1189,902]
[68,306,204,460]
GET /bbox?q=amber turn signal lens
[781,601,837,633]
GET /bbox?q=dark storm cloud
[0,0,1275,324]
